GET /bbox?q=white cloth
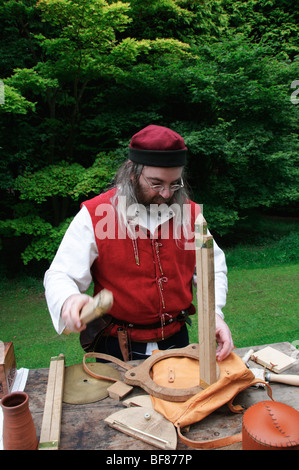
[44,204,228,335]
[0,368,29,450]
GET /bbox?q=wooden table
[25,342,299,451]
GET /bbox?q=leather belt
[110,309,191,330]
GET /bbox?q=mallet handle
[266,372,299,386]
[63,289,113,335]
[80,289,113,325]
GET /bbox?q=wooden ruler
[195,214,218,388]
[39,354,65,450]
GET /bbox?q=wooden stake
[195,214,218,388]
[39,355,65,450]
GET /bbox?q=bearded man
[44,125,234,361]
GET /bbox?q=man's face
[133,166,183,206]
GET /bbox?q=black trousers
[94,324,189,361]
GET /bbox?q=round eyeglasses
[142,174,184,192]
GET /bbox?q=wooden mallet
[64,288,113,335]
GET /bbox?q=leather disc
[63,363,121,404]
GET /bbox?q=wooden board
[251,346,296,373]
[107,381,133,401]
[105,407,177,450]
[0,342,17,398]
[123,395,154,409]
[39,355,65,450]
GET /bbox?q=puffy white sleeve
[43,205,98,334]
[212,237,228,319]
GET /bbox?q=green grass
[188,231,299,348]
[188,263,299,347]
[0,277,84,369]
[223,264,299,348]
[0,229,298,369]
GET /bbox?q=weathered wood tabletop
[25,342,299,451]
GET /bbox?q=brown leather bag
[83,348,273,449]
[150,351,273,449]
[80,315,113,352]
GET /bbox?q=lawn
[0,277,84,368]
[0,230,298,369]
[188,264,299,349]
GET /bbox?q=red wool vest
[82,188,200,341]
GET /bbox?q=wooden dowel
[195,214,218,388]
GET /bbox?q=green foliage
[70,152,121,199]
[20,217,74,264]
[0,152,120,264]
[222,0,299,59]
[173,38,299,234]
[15,162,84,203]
[14,152,120,204]
[0,215,52,237]
[0,84,36,114]
[0,0,298,270]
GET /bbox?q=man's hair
[111,160,192,242]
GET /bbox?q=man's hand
[215,314,234,361]
[61,293,92,333]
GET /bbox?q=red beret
[129,125,187,167]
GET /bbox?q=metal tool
[242,349,299,386]
[250,368,299,386]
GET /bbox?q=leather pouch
[80,314,113,352]
[82,348,273,449]
[150,351,273,449]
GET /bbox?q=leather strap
[177,426,242,449]
[226,378,273,413]
[83,352,133,381]
[176,378,274,449]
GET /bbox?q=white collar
[127,203,176,235]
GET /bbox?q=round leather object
[242,401,299,450]
[63,363,120,404]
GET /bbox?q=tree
[0,0,190,269]
[177,38,299,233]
[222,0,299,59]
[0,0,298,273]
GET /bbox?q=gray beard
[133,180,176,207]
